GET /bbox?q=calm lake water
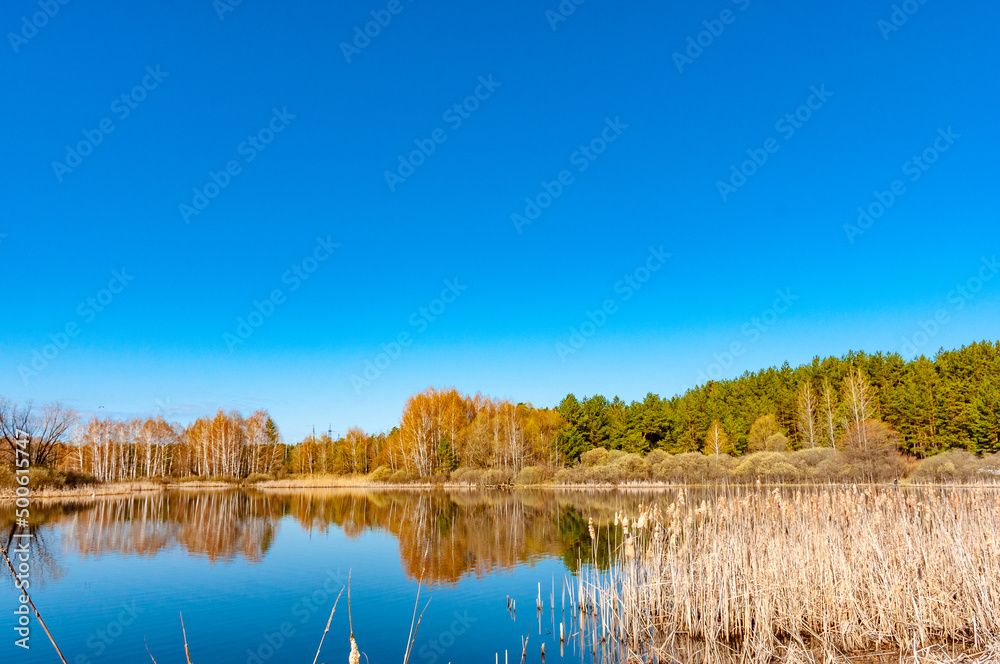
[1,488,670,664]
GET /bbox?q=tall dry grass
[578,484,1000,664]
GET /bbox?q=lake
[1,488,670,664]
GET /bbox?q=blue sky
[2,0,998,441]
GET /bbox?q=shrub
[450,467,483,485]
[705,453,738,479]
[0,466,14,489]
[645,449,669,467]
[674,452,712,482]
[605,449,626,465]
[580,447,609,467]
[515,465,553,485]
[790,447,839,480]
[734,452,801,481]
[913,450,983,482]
[29,468,66,489]
[650,452,711,482]
[586,464,620,484]
[764,433,789,452]
[651,455,676,481]
[610,453,648,480]
[388,469,413,484]
[553,466,585,485]
[0,468,100,490]
[481,468,515,486]
[979,453,1000,477]
[368,466,392,483]
[843,448,905,483]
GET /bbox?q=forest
[1,341,998,483]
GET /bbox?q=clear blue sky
[2,0,998,442]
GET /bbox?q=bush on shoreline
[544,446,996,485]
[0,466,98,490]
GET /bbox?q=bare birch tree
[820,377,839,449]
[796,381,819,448]
[842,367,875,451]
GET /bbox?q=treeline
[266,389,564,479]
[68,410,284,481]
[0,389,564,481]
[0,406,286,482]
[557,341,1000,459]
[1,341,998,483]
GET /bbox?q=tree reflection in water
[0,488,685,586]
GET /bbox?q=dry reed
[575,484,1000,664]
[0,541,69,664]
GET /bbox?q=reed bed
[576,484,1000,664]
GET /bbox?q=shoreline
[3,476,998,501]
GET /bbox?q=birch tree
[796,381,819,448]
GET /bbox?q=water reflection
[0,488,671,584]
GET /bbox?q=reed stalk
[312,586,344,664]
[0,540,69,664]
